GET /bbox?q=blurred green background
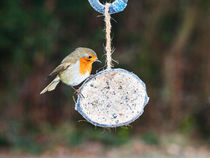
[0,0,210,157]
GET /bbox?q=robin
[40,47,101,94]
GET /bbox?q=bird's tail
[40,76,60,94]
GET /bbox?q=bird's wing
[48,63,71,77]
[49,53,77,76]
[49,51,78,77]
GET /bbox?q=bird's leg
[70,86,84,98]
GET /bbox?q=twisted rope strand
[104,3,112,69]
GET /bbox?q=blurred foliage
[0,0,210,152]
[66,127,130,146]
[2,122,130,153]
[141,132,160,145]
[179,114,196,134]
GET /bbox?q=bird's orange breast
[79,58,93,75]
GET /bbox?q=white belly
[59,61,90,86]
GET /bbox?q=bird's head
[76,47,101,64]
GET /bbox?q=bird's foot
[71,86,84,98]
[74,89,84,98]
[87,74,95,80]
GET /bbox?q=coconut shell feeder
[75,0,149,127]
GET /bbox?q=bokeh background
[0,0,210,157]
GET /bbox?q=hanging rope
[104,3,112,69]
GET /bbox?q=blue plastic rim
[88,0,128,14]
[76,68,149,128]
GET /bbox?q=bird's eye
[88,56,92,59]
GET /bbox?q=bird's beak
[95,59,102,63]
